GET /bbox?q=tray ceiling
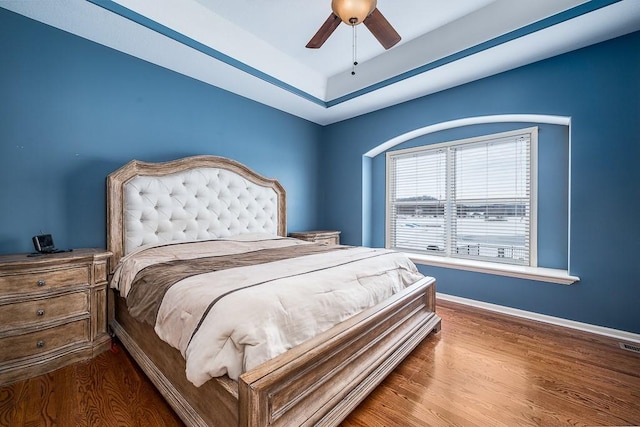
[2,0,639,124]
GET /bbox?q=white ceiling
[2,0,640,125]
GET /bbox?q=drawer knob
[36,340,46,348]
[36,309,45,317]
[37,280,46,287]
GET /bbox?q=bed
[106,155,441,427]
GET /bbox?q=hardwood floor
[1,299,638,426]
[344,300,640,427]
[0,341,183,427]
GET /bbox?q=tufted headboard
[106,155,286,269]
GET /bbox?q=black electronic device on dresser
[31,234,72,254]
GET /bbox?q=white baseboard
[437,293,640,345]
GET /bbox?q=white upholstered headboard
[107,156,286,268]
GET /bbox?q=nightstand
[289,230,341,245]
[0,248,112,386]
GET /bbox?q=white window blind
[387,128,537,266]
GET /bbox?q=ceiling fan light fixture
[331,0,377,25]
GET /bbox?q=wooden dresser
[0,248,112,386]
[289,230,341,245]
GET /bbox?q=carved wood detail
[0,248,113,386]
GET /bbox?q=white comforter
[111,234,424,386]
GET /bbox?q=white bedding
[111,235,424,386]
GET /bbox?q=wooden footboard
[239,276,440,427]
[111,276,440,427]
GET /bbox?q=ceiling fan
[306,0,401,50]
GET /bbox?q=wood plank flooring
[1,299,638,426]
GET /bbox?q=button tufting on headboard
[107,155,287,267]
[122,168,280,255]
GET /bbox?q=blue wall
[0,9,322,254]
[320,31,640,333]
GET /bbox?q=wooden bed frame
[106,155,441,427]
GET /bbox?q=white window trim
[407,252,579,285]
[386,127,539,266]
[386,126,578,284]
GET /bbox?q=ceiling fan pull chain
[351,21,358,76]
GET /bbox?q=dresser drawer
[290,230,341,245]
[0,291,89,332]
[312,235,340,245]
[0,319,89,362]
[0,266,89,296]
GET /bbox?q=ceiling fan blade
[363,8,401,49]
[306,13,342,49]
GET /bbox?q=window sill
[405,252,579,285]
